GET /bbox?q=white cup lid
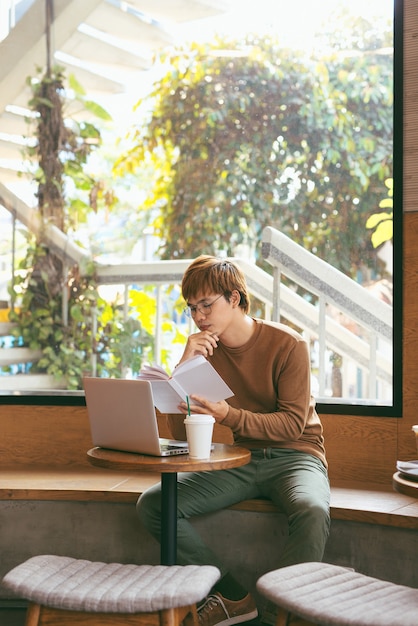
[184,414,215,423]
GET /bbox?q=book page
[138,355,205,381]
[173,355,206,375]
[150,380,183,413]
[138,363,169,381]
[148,356,234,412]
[172,359,234,403]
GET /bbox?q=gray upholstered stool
[2,554,221,626]
[256,562,418,626]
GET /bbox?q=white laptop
[83,377,189,456]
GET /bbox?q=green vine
[8,65,152,389]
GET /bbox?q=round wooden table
[393,471,418,498]
[87,443,251,565]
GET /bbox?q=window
[0,0,401,414]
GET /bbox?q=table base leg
[161,472,177,565]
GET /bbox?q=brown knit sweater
[168,318,327,468]
[208,319,327,468]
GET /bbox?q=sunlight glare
[176,0,393,51]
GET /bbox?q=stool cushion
[2,555,221,614]
[256,562,418,626]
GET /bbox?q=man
[137,255,330,626]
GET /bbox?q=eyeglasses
[184,294,224,318]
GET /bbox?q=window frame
[0,0,403,415]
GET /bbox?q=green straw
[186,395,191,416]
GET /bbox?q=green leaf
[83,100,113,121]
[70,304,85,322]
[371,220,393,248]
[68,73,86,96]
[129,291,157,334]
[366,212,393,229]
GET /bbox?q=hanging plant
[9,65,152,388]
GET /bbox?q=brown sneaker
[198,592,258,626]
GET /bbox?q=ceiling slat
[0,0,229,188]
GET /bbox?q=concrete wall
[1,501,417,614]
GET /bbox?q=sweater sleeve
[218,340,314,443]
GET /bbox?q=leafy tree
[115,24,393,278]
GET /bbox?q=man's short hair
[181,255,250,313]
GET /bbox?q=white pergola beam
[0,0,104,114]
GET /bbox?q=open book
[137,355,234,413]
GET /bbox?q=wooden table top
[393,471,418,499]
[87,443,251,473]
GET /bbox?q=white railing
[0,181,392,401]
[93,231,392,403]
[261,227,392,402]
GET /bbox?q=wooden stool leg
[275,607,290,626]
[187,604,199,626]
[275,608,318,626]
[24,603,198,626]
[25,603,41,626]
[160,604,198,626]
